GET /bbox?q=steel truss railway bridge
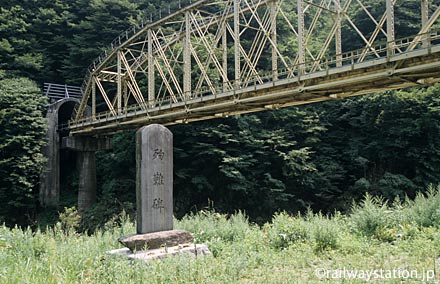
[41,0,440,210]
[68,0,440,136]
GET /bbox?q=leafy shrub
[403,184,440,228]
[177,210,252,256]
[79,201,135,233]
[58,207,80,233]
[178,210,251,243]
[308,212,340,252]
[350,186,440,241]
[396,223,420,239]
[103,210,134,237]
[264,211,341,252]
[263,212,309,250]
[350,193,394,240]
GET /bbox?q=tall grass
[263,211,341,252]
[0,186,440,283]
[349,184,440,241]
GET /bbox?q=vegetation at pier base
[1,188,440,283]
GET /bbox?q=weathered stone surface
[39,107,60,206]
[118,229,193,251]
[76,151,96,213]
[40,98,90,207]
[107,243,211,263]
[136,124,173,234]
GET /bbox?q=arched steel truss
[71,0,440,135]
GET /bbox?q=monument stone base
[111,229,211,263]
[107,243,211,263]
[118,229,194,251]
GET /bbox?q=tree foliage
[170,86,440,219]
[0,76,47,225]
[92,84,440,224]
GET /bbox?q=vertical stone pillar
[77,150,97,212]
[40,108,60,206]
[136,124,173,234]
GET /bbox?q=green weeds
[1,186,440,283]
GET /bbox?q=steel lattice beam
[71,0,440,136]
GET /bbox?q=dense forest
[0,0,439,228]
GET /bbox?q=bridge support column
[40,99,81,207]
[40,108,60,206]
[62,136,111,212]
[77,150,96,213]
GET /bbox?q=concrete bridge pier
[62,136,111,212]
[40,98,81,207]
[39,106,60,206]
[76,149,97,212]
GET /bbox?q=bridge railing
[273,30,440,78]
[44,83,82,104]
[322,30,440,71]
[70,29,440,128]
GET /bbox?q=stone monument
[136,124,173,233]
[113,124,210,262]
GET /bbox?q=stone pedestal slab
[118,229,193,251]
[107,244,211,263]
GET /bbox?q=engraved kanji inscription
[152,198,165,212]
[153,148,165,160]
[153,172,164,185]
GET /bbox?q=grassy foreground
[2,187,440,283]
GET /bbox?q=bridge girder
[71,0,440,135]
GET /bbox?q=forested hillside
[0,0,439,227]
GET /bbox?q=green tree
[171,108,326,221]
[0,3,43,80]
[312,85,440,207]
[0,76,47,226]
[33,0,78,83]
[62,0,141,84]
